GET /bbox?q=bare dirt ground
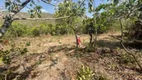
[0,32,142,80]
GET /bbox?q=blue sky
[0,0,107,17]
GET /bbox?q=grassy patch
[118,53,135,65]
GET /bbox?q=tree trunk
[0,0,31,38]
[93,16,97,48]
[70,26,78,48]
[0,16,13,38]
[94,27,97,48]
[75,34,78,48]
[89,33,92,44]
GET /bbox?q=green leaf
[30,3,32,6]
[113,0,119,4]
[16,0,21,3]
[5,1,11,8]
[88,3,93,12]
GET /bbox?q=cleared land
[0,32,142,80]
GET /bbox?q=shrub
[97,26,109,33]
[39,24,50,35]
[77,65,109,80]
[118,53,135,64]
[77,65,95,80]
[31,27,40,36]
[56,25,68,35]
[5,22,30,38]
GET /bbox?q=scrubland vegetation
[0,0,142,80]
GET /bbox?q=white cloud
[41,9,48,13]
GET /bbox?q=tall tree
[55,0,86,47]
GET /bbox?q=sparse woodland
[0,0,142,80]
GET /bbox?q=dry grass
[0,32,142,80]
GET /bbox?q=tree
[83,18,95,45]
[104,0,142,71]
[54,0,86,47]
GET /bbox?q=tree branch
[11,0,31,16]
[119,19,142,72]
[41,0,56,6]
[12,16,70,20]
[126,6,138,19]
[76,0,86,11]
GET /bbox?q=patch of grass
[77,65,109,80]
[26,41,31,46]
[95,75,108,80]
[0,57,3,65]
[108,63,118,71]
[118,53,135,64]
[77,65,95,80]
[85,44,95,52]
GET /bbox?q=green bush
[77,65,95,80]
[39,24,50,35]
[97,26,108,33]
[14,26,25,37]
[5,22,29,38]
[55,24,68,35]
[77,65,109,80]
[31,27,40,36]
[4,21,113,38]
[2,19,120,38]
